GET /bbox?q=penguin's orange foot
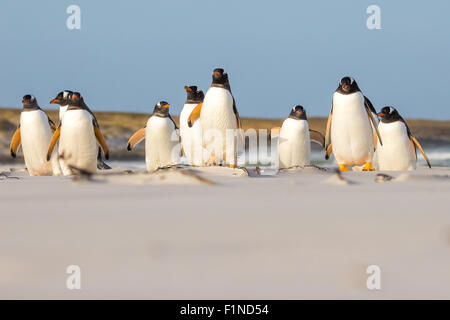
[362,162,375,171]
[338,164,349,172]
[228,164,237,168]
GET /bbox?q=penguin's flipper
[364,96,377,114]
[365,107,383,146]
[169,115,179,130]
[46,126,61,161]
[10,126,21,158]
[325,144,333,160]
[325,104,333,151]
[127,127,145,151]
[187,103,202,127]
[48,118,57,131]
[232,97,242,129]
[93,124,110,160]
[309,129,325,148]
[410,135,431,168]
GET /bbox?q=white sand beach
[0,165,449,299]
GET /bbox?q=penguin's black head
[288,105,307,120]
[22,94,39,109]
[378,106,401,123]
[212,68,229,85]
[68,92,82,106]
[337,77,360,94]
[50,90,73,105]
[184,86,204,103]
[153,100,170,117]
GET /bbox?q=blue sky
[0,0,449,119]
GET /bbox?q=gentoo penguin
[179,86,204,166]
[187,68,242,167]
[50,91,111,170]
[127,101,180,172]
[46,92,109,175]
[50,90,73,121]
[325,76,383,171]
[9,95,61,176]
[277,105,325,169]
[375,106,431,170]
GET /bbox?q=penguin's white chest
[180,103,203,165]
[375,121,416,171]
[145,116,180,172]
[59,110,98,173]
[278,118,310,168]
[331,92,374,166]
[201,87,237,134]
[59,105,68,121]
[20,110,56,176]
[200,87,239,163]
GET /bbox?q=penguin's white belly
[145,116,180,172]
[180,103,203,166]
[200,87,238,162]
[59,105,68,121]
[279,118,310,168]
[331,92,374,166]
[59,110,98,174]
[20,111,57,176]
[376,122,416,171]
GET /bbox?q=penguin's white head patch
[63,91,69,98]
[389,107,394,114]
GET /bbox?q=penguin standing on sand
[50,91,111,170]
[180,86,204,166]
[46,92,110,175]
[187,68,242,167]
[127,101,180,172]
[10,95,61,176]
[325,77,383,171]
[375,106,431,170]
[277,105,325,169]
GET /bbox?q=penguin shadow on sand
[0,170,21,180]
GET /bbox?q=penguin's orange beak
[184,86,192,92]
[50,98,59,104]
[162,104,170,108]
[377,112,385,117]
[343,84,349,90]
[22,99,29,104]
[296,110,302,115]
[214,71,221,75]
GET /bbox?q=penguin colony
[8,69,431,176]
